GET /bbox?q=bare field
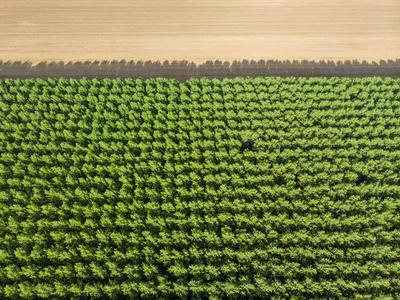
[0,0,399,63]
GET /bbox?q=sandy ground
[0,0,399,63]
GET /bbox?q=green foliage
[0,77,400,299]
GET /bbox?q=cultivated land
[1,77,400,298]
[0,0,399,63]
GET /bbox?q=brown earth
[0,0,399,63]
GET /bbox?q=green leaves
[0,77,400,298]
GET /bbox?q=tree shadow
[0,59,399,80]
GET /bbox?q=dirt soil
[0,0,399,63]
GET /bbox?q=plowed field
[0,0,399,63]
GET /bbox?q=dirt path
[0,0,399,63]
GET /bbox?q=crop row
[0,77,400,299]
